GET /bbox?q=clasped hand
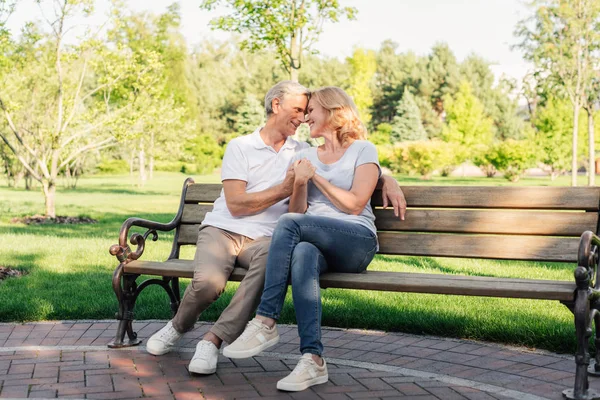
[293,159,316,184]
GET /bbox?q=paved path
[0,320,595,399]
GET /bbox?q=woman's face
[305,99,329,138]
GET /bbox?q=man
[146,81,407,375]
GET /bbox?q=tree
[199,0,357,81]
[487,140,536,182]
[391,88,427,143]
[346,48,376,124]
[516,0,599,186]
[534,97,586,179]
[442,81,493,152]
[0,0,160,217]
[235,94,265,136]
[421,42,461,117]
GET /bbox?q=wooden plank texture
[179,224,579,262]
[181,204,213,224]
[185,184,222,203]
[124,260,575,301]
[370,186,600,210]
[376,232,579,262]
[184,183,600,210]
[374,208,597,236]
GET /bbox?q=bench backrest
[177,183,600,263]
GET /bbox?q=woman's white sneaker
[222,318,279,359]
[277,354,328,391]
[146,321,182,355]
[188,340,219,374]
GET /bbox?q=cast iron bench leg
[108,268,142,348]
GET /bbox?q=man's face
[272,94,308,137]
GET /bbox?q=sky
[6,0,533,83]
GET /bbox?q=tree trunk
[129,148,135,181]
[572,103,580,187]
[588,108,595,186]
[42,179,56,218]
[290,67,299,82]
[149,131,154,180]
[139,141,146,186]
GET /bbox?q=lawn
[0,172,591,354]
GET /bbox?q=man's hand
[282,164,296,195]
[293,159,316,185]
[381,175,406,220]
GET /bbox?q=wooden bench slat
[185,184,223,203]
[374,208,598,236]
[178,224,579,262]
[123,260,574,301]
[376,232,580,262]
[371,186,600,210]
[182,204,213,224]
[183,184,600,210]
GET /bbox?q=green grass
[0,172,588,354]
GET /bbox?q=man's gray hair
[264,80,310,118]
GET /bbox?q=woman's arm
[289,180,309,213]
[311,163,380,215]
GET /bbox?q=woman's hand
[294,159,316,185]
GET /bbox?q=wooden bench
[108,179,600,400]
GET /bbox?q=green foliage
[96,159,129,174]
[487,140,537,182]
[534,97,587,179]
[234,94,265,136]
[200,0,357,80]
[346,48,376,124]
[391,88,427,143]
[442,81,493,151]
[392,140,446,179]
[471,144,497,178]
[185,134,223,174]
[368,123,393,145]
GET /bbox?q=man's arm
[379,174,407,220]
[223,167,295,217]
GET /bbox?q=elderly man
[146,81,406,375]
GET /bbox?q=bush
[376,145,394,170]
[471,144,497,177]
[487,140,537,182]
[369,123,393,145]
[96,159,129,174]
[391,140,442,179]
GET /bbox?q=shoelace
[193,341,213,360]
[291,357,315,375]
[238,320,264,342]
[159,325,177,341]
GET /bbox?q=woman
[223,86,381,391]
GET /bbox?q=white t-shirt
[293,140,381,235]
[202,127,310,239]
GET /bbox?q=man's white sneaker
[146,321,182,356]
[222,318,279,359]
[277,353,328,391]
[188,340,219,374]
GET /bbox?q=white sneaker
[222,318,279,359]
[146,321,182,355]
[188,340,219,374]
[277,354,328,391]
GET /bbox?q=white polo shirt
[202,127,310,239]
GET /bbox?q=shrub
[487,140,536,182]
[96,159,129,174]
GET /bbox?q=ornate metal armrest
[109,177,195,264]
[576,231,600,294]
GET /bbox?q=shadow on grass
[60,186,170,196]
[0,260,579,355]
[0,212,179,239]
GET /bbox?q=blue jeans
[256,213,378,356]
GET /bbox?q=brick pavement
[0,320,593,399]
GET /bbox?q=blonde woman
[223,87,381,391]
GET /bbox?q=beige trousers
[171,225,270,344]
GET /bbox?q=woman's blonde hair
[310,86,367,144]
